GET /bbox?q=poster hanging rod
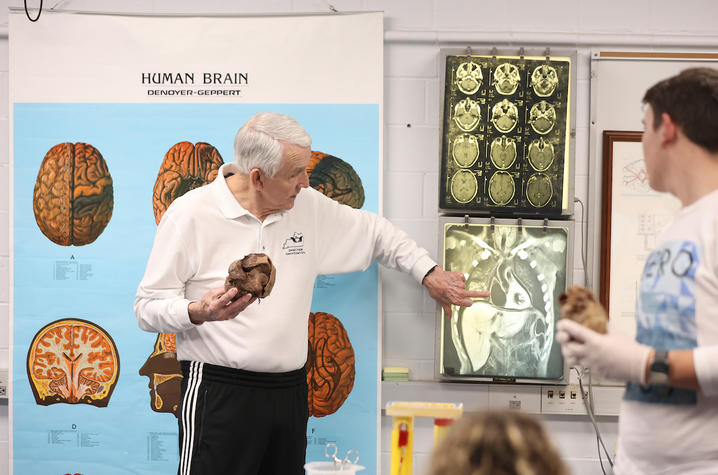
[0,7,369,36]
[7,6,363,18]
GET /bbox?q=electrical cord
[24,0,43,22]
[574,367,614,474]
[574,195,612,471]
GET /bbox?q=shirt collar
[211,163,252,220]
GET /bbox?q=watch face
[648,350,670,385]
[648,370,670,385]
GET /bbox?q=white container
[304,461,365,474]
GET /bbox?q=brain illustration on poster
[33,142,114,246]
[139,333,182,417]
[27,318,119,407]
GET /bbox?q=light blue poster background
[13,103,379,474]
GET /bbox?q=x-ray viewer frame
[434,216,574,384]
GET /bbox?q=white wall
[1,1,718,474]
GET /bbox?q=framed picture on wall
[435,216,572,383]
[599,130,681,323]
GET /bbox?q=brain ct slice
[306,312,355,417]
[493,62,520,95]
[455,60,483,95]
[488,171,515,206]
[530,64,559,97]
[450,169,478,204]
[452,134,480,168]
[528,101,557,135]
[27,318,120,407]
[490,99,519,134]
[453,99,481,132]
[33,142,113,246]
[489,136,517,170]
[527,138,555,171]
[526,173,553,208]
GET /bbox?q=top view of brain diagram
[441,223,567,380]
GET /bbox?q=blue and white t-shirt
[615,189,718,474]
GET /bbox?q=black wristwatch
[647,349,670,385]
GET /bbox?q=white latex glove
[555,319,652,384]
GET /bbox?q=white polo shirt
[135,163,436,372]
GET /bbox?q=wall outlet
[0,368,7,398]
[541,385,589,414]
[488,385,541,413]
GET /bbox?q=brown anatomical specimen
[224,253,277,299]
[557,285,608,334]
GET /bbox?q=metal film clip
[465,45,473,62]
[491,47,498,66]
[490,216,495,232]
[464,214,470,229]
[519,47,525,65]
[544,47,551,64]
[543,217,548,234]
[517,217,523,232]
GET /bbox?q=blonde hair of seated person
[427,411,568,475]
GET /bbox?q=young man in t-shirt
[556,68,718,474]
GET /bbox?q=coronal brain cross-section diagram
[33,142,113,246]
[27,318,120,407]
[153,141,224,224]
[306,312,355,417]
[441,224,567,380]
[307,151,365,209]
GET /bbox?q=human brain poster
[10,11,382,474]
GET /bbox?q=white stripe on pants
[180,361,203,475]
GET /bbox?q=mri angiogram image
[441,223,567,380]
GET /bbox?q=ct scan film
[437,218,571,382]
[438,49,575,216]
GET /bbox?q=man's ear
[660,112,678,146]
[250,168,263,189]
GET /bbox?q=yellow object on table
[385,401,463,475]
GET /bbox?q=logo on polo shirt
[283,232,305,255]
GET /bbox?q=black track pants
[177,361,308,475]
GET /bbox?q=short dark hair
[643,67,718,152]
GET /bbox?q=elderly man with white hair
[135,112,488,475]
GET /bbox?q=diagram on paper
[637,212,674,251]
[622,159,654,195]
